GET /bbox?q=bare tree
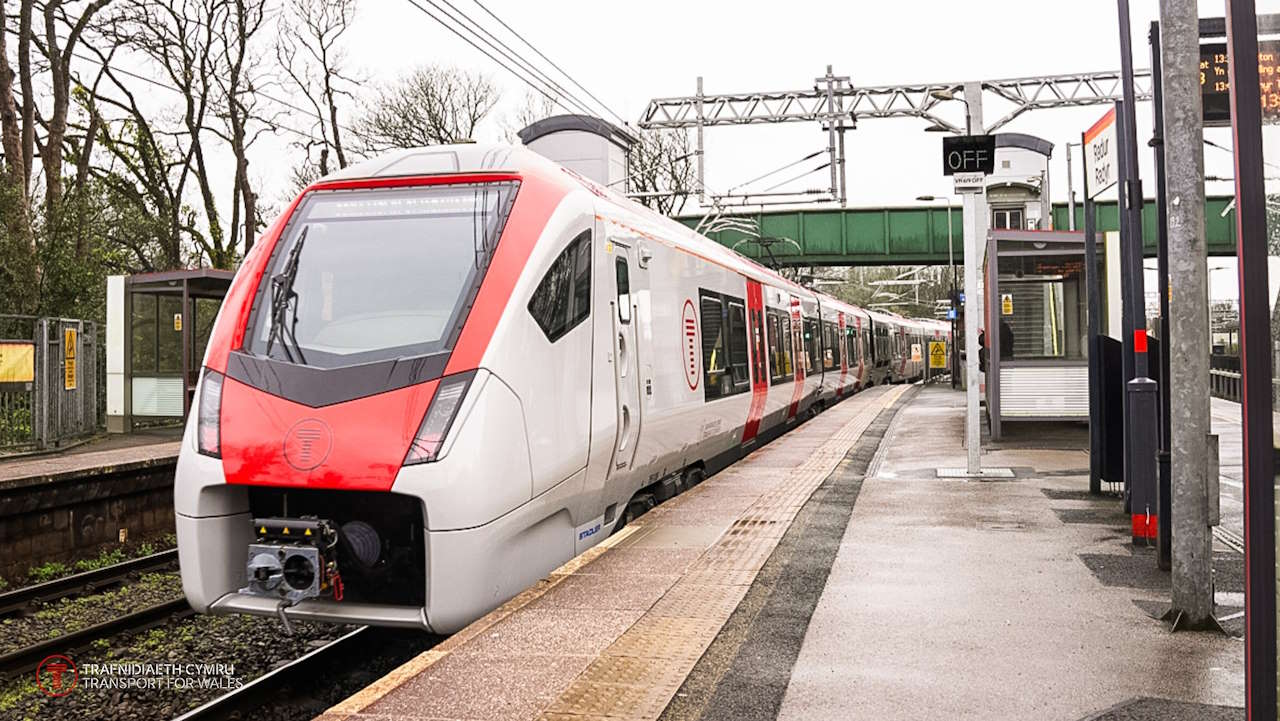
[500,90,555,142]
[40,0,114,217]
[82,44,197,270]
[277,0,357,177]
[0,1,32,210]
[354,65,498,152]
[0,0,112,223]
[628,128,695,216]
[209,0,271,254]
[101,0,233,266]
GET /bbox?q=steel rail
[0,549,180,616]
[170,626,374,721]
[0,597,191,676]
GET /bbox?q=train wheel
[623,494,655,525]
[682,467,705,489]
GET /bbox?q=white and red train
[175,143,950,633]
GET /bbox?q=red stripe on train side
[742,280,769,442]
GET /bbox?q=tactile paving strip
[647,581,750,620]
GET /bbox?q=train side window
[767,309,793,385]
[822,321,838,370]
[727,301,750,389]
[615,257,631,324]
[804,317,821,373]
[527,230,591,342]
[846,326,856,364]
[781,315,794,378]
[700,290,750,400]
[701,294,727,399]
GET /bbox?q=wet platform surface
[318,385,1243,721]
[771,387,1242,721]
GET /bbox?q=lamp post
[1065,141,1082,231]
[917,194,958,388]
[928,89,972,134]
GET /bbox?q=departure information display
[1200,40,1280,126]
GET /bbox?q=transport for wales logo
[37,654,78,697]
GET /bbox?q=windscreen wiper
[266,226,308,364]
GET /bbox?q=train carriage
[175,143,949,634]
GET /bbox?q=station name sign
[1200,40,1280,126]
[941,135,996,176]
[1083,107,1117,199]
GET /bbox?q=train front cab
[177,155,636,634]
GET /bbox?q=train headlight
[197,369,224,457]
[403,371,475,465]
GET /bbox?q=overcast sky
[336,0,1242,205]
[325,0,1270,300]
[99,0,1278,298]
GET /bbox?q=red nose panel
[220,376,438,491]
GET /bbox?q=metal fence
[1209,368,1280,409]
[0,315,101,452]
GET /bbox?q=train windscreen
[246,182,518,369]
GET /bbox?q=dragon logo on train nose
[283,419,333,471]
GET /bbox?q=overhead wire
[727,149,826,194]
[402,0,596,119]
[433,0,602,120]
[1204,137,1280,173]
[468,0,627,126]
[761,162,831,193]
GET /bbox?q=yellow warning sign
[63,328,77,391]
[910,343,922,362]
[1001,293,1014,316]
[173,313,183,332]
[929,341,947,369]
[0,341,35,384]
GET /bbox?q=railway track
[0,597,192,676]
[0,548,180,617]
[171,625,435,721]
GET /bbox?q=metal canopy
[128,268,235,296]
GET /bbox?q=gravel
[0,572,185,654]
[1,610,358,721]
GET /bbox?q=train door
[608,243,642,477]
[787,298,805,420]
[836,313,847,398]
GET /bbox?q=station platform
[0,428,180,487]
[317,385,1244,721]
